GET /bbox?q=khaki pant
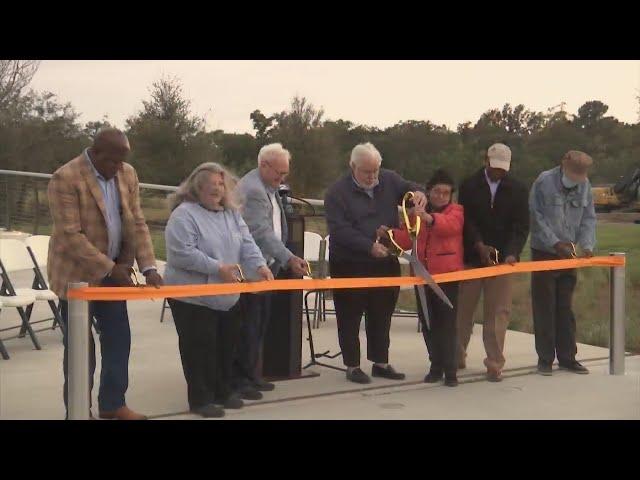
[456,274,513,373]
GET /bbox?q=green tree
[126,76,222,184]
[574,100,609,130]
[250,110,274,140]
[264,95,341,196]
[83,117,112,138]
[0,60,40,110]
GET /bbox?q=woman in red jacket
[384,169,464,386]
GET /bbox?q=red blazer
[391,203,464,274]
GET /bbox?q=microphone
[278,184,294,214]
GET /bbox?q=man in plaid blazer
[48,128,163,420]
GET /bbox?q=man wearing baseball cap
[529,150,596,376]
[457,143,530,382]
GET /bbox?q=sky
[28,60,640,133]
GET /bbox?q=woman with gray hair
[164,162,274,418]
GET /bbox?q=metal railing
[0,169,323,237]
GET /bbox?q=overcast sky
[29,60,640,133]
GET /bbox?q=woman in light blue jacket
[164,162,273,418]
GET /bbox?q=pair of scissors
[382,193,454,330]
[305,260,312,277]
[569,243,578,258]
[234,264,246,283]
[385,229,454,310]
[129,267,143,287]
[128,267,155,300]
[489,247,500,265]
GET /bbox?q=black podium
[261,212,316,380]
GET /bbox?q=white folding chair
[0,239,41,353]
[318,234,336,325]
[302,232,324,328]
[0,299,9,360]
[302,232,344,371]
[24,235,65,335]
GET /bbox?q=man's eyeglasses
[265,162,289,178]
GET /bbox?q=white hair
[350,142,382,168]
[257,143,291,166]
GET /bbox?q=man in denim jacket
[529,150,596,376]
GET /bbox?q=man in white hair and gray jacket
[325,142,427,384]
[232,143,309,398]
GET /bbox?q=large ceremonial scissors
[380,192,454,330]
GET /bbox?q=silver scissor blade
[415,275,431,330]
[402,252,453,309]
[408,238,430,329]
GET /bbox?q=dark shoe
[238,387,263,401]
[371,364,406,380]
[99,406,147,420]
[486,370,503,382]
[444,373,458,387]
[191,404,225,418]
[559,360,589,374]
[220,393,244,409]
[537,361,553,376]
[252,378,275,392]
[424,369,443,383]
[346,367,371,384]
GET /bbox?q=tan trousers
[456,274,513,373]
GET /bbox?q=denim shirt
[529,166,596,254]
[164,201,267,311]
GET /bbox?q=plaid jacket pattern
[47,154,157,298]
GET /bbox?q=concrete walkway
[1,258,638,420]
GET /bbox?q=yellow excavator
[592,168,640,212]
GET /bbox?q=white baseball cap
[487,143,511,171]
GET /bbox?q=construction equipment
[592,168,640,212]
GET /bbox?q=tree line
[1,61,639,199]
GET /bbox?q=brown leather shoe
[99,406,148,420]
[486,370,503,382]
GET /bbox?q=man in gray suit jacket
[232,143,308,397]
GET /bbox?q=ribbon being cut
[67,256,625,301]
[67,184,624,305]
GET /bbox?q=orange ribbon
[66,256,625,301]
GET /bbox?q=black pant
[60,277,131,416]
[330,258,400,367]
[416,281,459,375]
[232,292,272,388]
[167,299,241,410]
[531,249,578,364]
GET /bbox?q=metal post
[5,179,11,231]
[67,282,90,420]
[33,183,40,235]
[609,253,626,375]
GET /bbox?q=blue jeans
[60,278,131,416]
